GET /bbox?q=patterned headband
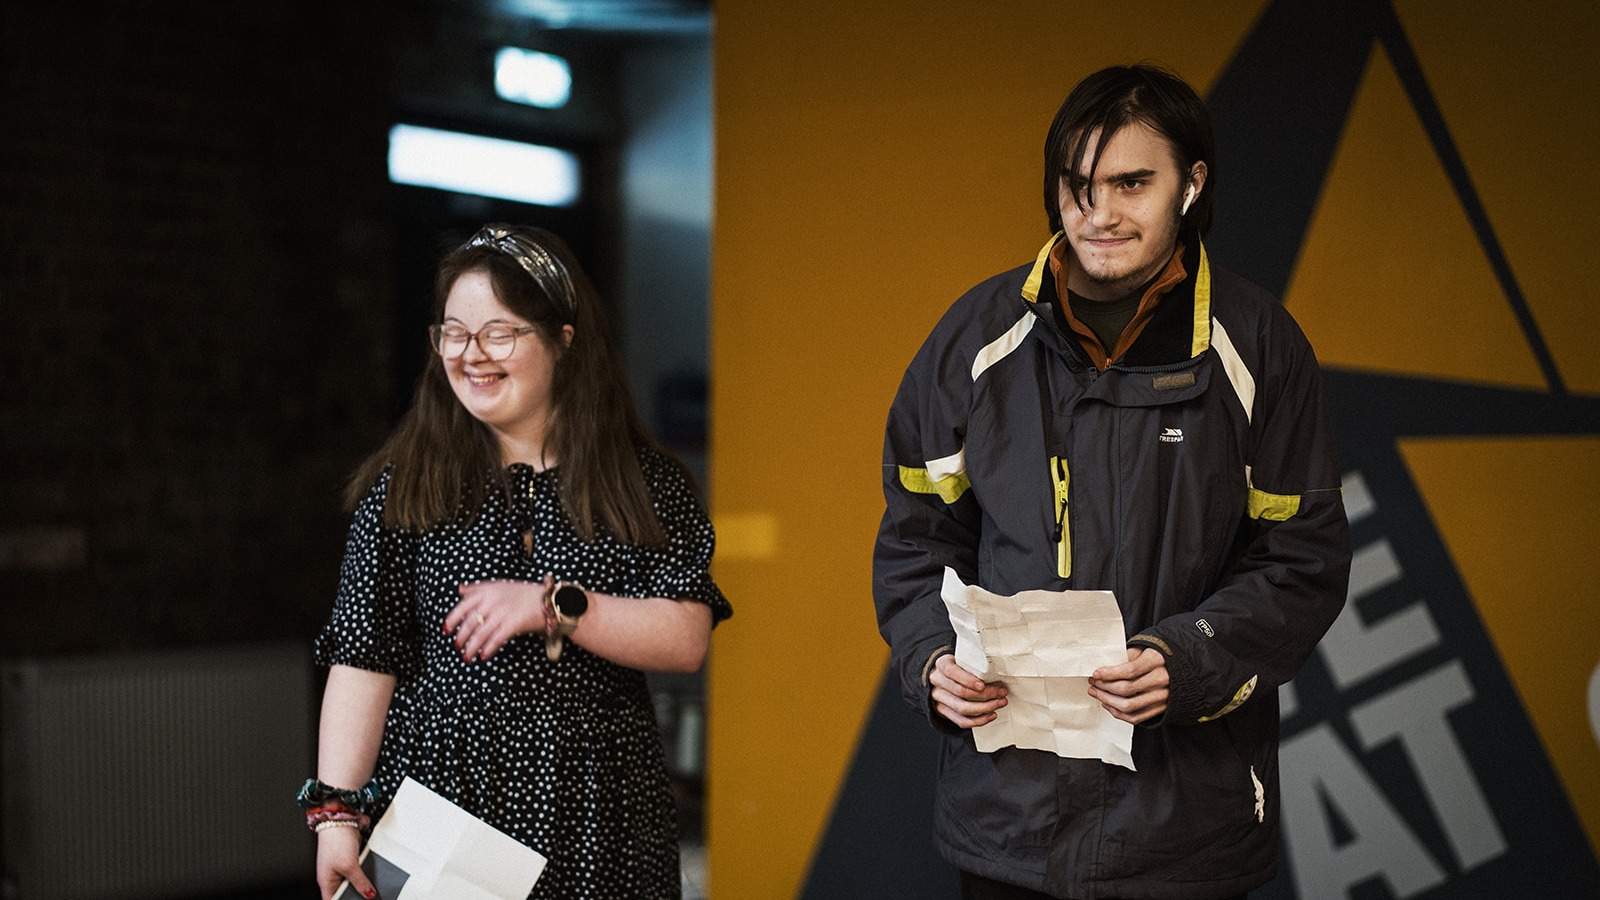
[463,226,579,323]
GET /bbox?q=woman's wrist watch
[544,582,588,661]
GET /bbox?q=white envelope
[333,777,546,900]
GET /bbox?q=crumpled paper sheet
[941,567,1135,770]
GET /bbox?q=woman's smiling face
[439,269,571,456]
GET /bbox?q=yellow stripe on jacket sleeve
[1247,486,1301,521]
[898,466,970,503]
[898,447,970,504]
[1198,675,1258,722]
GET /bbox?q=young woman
[303,225,731,899]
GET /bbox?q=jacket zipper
[1050,455,1071,578]
[1028,300,1091,368]
[1023,301,1078,579]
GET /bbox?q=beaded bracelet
[314,819,362,834]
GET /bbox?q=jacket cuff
[1128,632,1202,725]
[920,644,960,734]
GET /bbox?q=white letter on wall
[1350,660,1505,872]
[1280,724,1445,899]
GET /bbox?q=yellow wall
[1287,2,1600,393]
[710,2,1600,896]
[1276,3,1600,863]
[708,3,1269,895]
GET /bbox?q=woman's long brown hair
[345,225,671,546]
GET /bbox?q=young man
[873,64,1352,899]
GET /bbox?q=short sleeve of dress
[639,449,733,625]
[313,469,424,677]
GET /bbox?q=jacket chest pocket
[1049,366,1246,594]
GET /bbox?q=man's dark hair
[1043,63,1216,235]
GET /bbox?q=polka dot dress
[315,445,732,899]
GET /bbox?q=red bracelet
[306,806,371,832]
[308,801,356,815]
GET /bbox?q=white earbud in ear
[1181,186,1196,216]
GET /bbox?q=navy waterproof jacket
[874,233,1352,898]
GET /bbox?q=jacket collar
[1021,232,1213,366]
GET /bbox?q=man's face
[1058,122,1204,301]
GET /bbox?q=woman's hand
[316,825,374,899]
[444,578,548,661]
[446,576,713,673]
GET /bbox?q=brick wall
[0,1,398,655]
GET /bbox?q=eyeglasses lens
[480,328,518,361]
[431,325,521,361]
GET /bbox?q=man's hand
[1089,646,1170,724]
[929,653,1008,729]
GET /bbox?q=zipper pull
[1050,455,1073,579]
[1051,457,1070,543]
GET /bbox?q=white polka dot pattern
[315,446,730,899]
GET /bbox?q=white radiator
[2,642,313,899]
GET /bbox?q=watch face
[553,584,588,618]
